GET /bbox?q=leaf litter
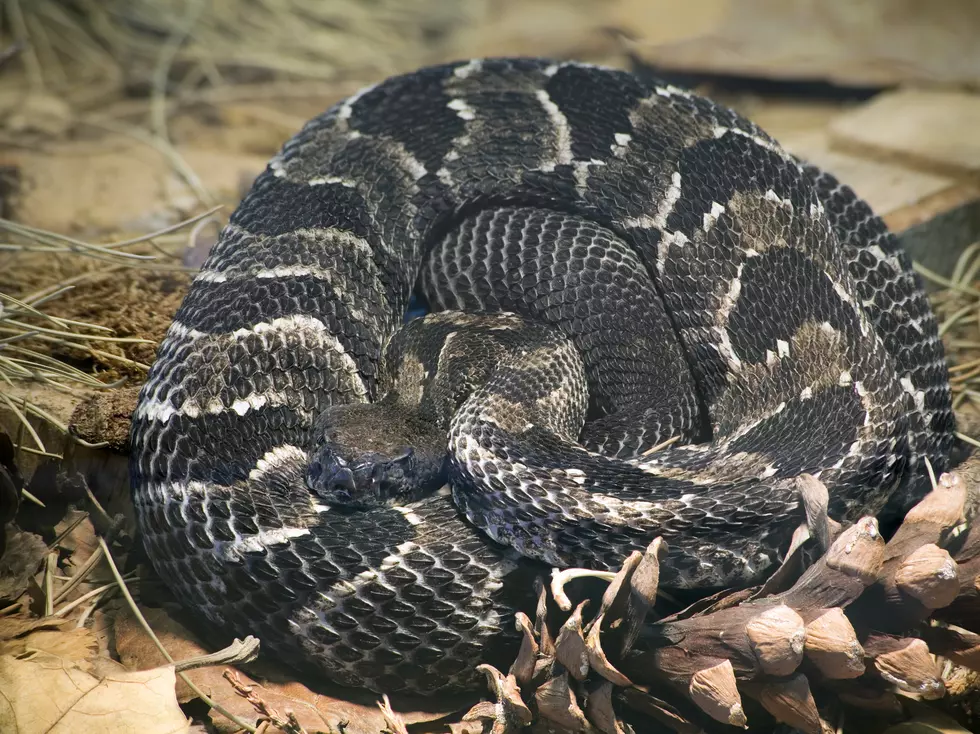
[0,652,190,734]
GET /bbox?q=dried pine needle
[0,211,207,453]
[919,240,980,440]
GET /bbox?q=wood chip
[830,89,980,175]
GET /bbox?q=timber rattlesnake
[130,58,954,694]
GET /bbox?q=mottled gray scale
[726,249,858,364]
[276,133,427,297]
[438,83,559,194]
[664,134,810,237]
[803,164,954,485]
[229,173,372,239]
[421,207,703,456]
[448,414,797,584]
[577,91,717,237]
[131,58,953,696]
[197,227,395,353]
[542,64,647,162]
[383,312,553,431]
[131,407,309,486]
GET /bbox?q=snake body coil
[131,58,954,694]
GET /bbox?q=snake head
[307,446,419,508]
[306,402,448,509]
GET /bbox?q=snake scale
[130,58,955,695]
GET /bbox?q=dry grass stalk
[0,211,214,458]
[915,240,980,447]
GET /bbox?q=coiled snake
[130,58,954,695]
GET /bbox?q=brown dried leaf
[0,614,70,641]
[53,510,99,560]
[112,604,461,734]
[0,652,190,733]
[113,605,212,702]
[1,627,98,670]
[0,526,47,602]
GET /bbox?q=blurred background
[1,0,978,234]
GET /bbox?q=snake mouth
[306,445,425,509]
